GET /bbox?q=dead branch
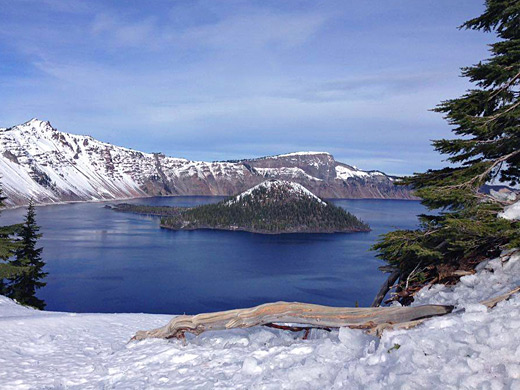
[480,286,520,309]
[405,261,423,291]
[264,323,330,339]
[366,319,427,337]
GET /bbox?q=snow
[255,167,323,182]
[413,250,520,307]
[490,188,517,202]
[335,165,385,181]
[0,250,519,389]
[226,179,328,206]
[499,200,520,220]
[274,151,331,158]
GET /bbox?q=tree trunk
[371,269,400,307]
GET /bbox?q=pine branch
[440,149,520,192]
[481,99,520,124]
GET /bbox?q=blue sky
[1,1,492,174]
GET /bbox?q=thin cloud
[0,0,488,175]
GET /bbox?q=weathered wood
[371,269,400,307]
[131,301,453,341]
[131,286,520,342]
[366,319,427,337]
[480,286,520,308]
[451,270,475,277]
[264,323,331,333]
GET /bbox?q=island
[110,180,370,234]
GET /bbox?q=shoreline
[4,194,420,211]
[159,223,372,235]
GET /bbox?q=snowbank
[413,250,520,308]
[0,253,519,389]
[499,200,520,221]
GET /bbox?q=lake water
[1,198,425,314]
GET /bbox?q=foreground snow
[0,253,519,389]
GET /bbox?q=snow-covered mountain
[0,119,414,206]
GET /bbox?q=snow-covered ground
[0,247,519,389]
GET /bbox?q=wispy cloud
[91,14,159,48]
[180,10,327,49]
[87,7,327,52]
[0,0,489,174]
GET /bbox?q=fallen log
[131,301,453,341]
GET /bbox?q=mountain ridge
[0,119,415,206]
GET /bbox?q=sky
[0,0,493,175]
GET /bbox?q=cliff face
[0,119,415,207]
[240,153,412,200]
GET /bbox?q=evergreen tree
[8,200,47,309]
[0,184,23,295]
[373,0,520,304]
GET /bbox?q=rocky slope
[161,179,370,233]
[0,119,414,207]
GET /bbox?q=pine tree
[0,184,23,295]
[8,200,47,309]
[373,0,520,304]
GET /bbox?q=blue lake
[1,198,425,314]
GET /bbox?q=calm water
[1,198,425,314]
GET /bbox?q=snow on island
[226,179,327,206]
[0,250,519,389]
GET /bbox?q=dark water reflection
[1,198,425,314]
